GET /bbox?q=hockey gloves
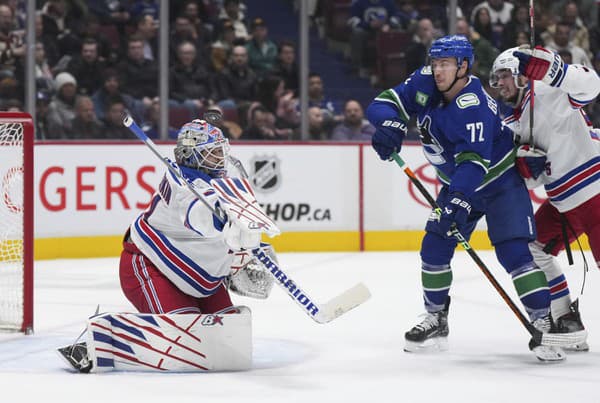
[516,145,547,180]
[223,219,262,251]
[372,118,407,160]
[434,192,472,236]
[513,46,566,86]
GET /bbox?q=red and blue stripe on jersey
[133,216,224,296]
[545,156,600,202]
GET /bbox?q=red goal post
[0,112,33,334]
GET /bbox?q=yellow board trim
[34,231,591,260]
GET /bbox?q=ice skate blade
[404,337,448,353]
[564,341,589,352]
[57,345,93,373]
[531,345,566,363]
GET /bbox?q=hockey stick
[391,152,585,347]
[529,0,535,150]
[123,115,370,324]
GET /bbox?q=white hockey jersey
[503,64,600,212]
[129,167,234,298]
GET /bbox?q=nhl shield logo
[250,155,281,193]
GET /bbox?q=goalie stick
[123,115,370,324]
[391,152,586,347]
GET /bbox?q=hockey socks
[421,262,452,313]
[510,263,550,320]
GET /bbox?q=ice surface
[1,251,599,403]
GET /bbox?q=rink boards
[31,141,563,259]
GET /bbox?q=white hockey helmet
[174,119,230,177]
[490,47,528,106]
[489,47,521,88]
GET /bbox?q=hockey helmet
[489,47,522,88]
[174,119,230,177]
[489,47,528,106]
[428,35,474,69]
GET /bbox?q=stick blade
[314,283,371,324]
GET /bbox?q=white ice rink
[1,250,599,403]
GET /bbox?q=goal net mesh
[0,121,26,331]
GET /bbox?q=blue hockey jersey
[367,66,518,199]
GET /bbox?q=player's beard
[499,86,520,107]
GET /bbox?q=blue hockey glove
[372,118,407,160]
[435,192,472,235]
[516,145,547,180]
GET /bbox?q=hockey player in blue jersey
[367,35,567,361]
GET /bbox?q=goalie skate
[529,315,565,362]
[556,300,588,352]
[404,297,450,353]
[57,342,93,373]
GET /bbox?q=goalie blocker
[58,308,252,373]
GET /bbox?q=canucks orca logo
[251,155,281,193]
[418,115,446,165]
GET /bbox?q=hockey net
[0,112,33,333]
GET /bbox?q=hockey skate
[404,297,450,352]
[556,300,588,352]
[529,315,566,362]
[57,342,93,373]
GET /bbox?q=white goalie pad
[85,309,252,372]
[210,177,280,237]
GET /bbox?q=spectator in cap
[245,17,278,78]
[35,89,52,139]
[46,72,79,139]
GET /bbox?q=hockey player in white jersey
[59,119,276,373]
[120,118,274,315]
[490,45,600,350]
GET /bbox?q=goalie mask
[490,47,527,107]
[174,119,230,177]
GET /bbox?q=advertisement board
[32,142,554,258]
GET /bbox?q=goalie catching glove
[513,46,566,86]
[226,245,276,299]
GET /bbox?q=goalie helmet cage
[0,112,33,334]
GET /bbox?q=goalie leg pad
[84,309,252,372]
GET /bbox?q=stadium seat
[168,106,193,129]
[378,53,408,88]
[375,31,411,87]
[97,25,121,50]
[222,107,239,124]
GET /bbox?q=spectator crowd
[0,0,599,140]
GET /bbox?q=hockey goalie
[59,119,280,373]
